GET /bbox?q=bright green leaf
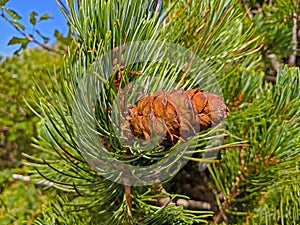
[54,29,64,41]
[4,8,21,20]
[0,0,9,7]
[30,11,38,25]
[8,36,29,46]
[13,21,25,30]
[39,13,51,21]
[53,29,71,45]
[35,29,50,44]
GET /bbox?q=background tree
[0,47,62,225]
[0,1,70,223]
[241,0,300,76]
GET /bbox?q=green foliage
[0,47,62,168]
[0,168,56,225]
[28,11,51,26]
[4,7,21,20]
[0,47,62,224]
[210,66,300,224]
[32,195,89,225]
[1,0,295,224]
[241,0,300,73]
[0,0,9,7]
[25,0,271,224]
[0,2,71,225]
[7,36,29,48]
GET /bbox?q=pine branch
[124,185,133,219]
[11,173,54,187]
[210,144,250,223]
[25,0,276,224]
[266,53,280,74]
[210,66,300,224]
[176,198,212,210]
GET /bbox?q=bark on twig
[0,126,10,132]
[176,199,211,210]
[11,173,54,186]
[288,0,299,66]
[266,53,281,72]
[213,175,243,223]
[155,185,171,206]
[264,75,277,83]
[241,0,253,20]
[156,185,212,210]
[124,185,133,217]
[212,145,250,224]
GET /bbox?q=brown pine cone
[126,88,229,146]
[185,89,229,129]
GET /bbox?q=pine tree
[25,0,300,224]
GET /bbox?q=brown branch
[268,0,273,7]
[240,145,245,170]
[256,3,263,14]
[213,173,244,223]
[124,185,133,222]
[155,185,171,207]
[155,185,212,210]
[230,92,245,111]
[241,0,253,20]
[0,108,13,117]
[212,144,249,224]
[0,126,10,132]
[176,198,212,210]
[264,75,276,83]
[266,53,280,72]
[212,145,281,224]
[264,53,279,82]
[288,0,299,66]
[0,93,16,103]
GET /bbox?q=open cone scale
[121,88,229,146]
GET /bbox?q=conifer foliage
[27,0,299,224]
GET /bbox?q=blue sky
[0,0,69,57]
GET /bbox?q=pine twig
[230,93,245,111]
[212,145,249,224]
[176,199,211,210]
[155,185,171,207]
[268,0,273,7]
[124,185,133,220]
[288,0,299,66]
[241,0,253,20]
[266,53,280,73]
[0,126,10,132]
[264,54,279,82]
[213,173,244,223]
[11,173,54,186]
[155,185,213,210]
[264,75,277,83]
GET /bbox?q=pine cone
[126,88,229,146]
